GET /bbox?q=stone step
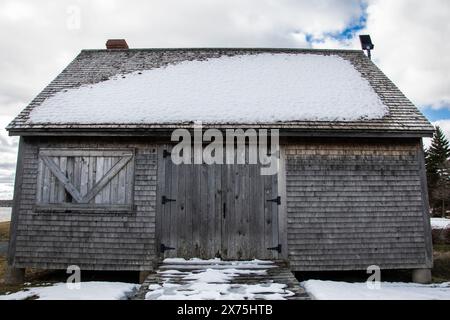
[134,259,310,300]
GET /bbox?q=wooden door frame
[155,144,287,261]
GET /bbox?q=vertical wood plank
[185,159,195,256]
[190,161,201,257]
[221,163,228,258]
[108,157,118,202]
[172,158,182,258]
[88,156,96,204]
[118,161,126,204]
[49,157,57,203]
[156,146,166,259]
[73,156,82,201]
[170,157,178,257]
[192,163,200,257]
[269,173,279,259]
[214,163,222,258]
[102,157,111,204]
[80,156,89,197]
[58,157,67,202]
[125,157,134,205]
[36,157,44,203]
[226,163,237,259]
[264,171,276,259]
[66,157,74,202]
[200,163,209,258]
[206,165,216,257]
[94,157,104,204]
[241,163,251,259]
[248,163,259,258]
[235,164,246,259]
[257,164,266,258]
[42,161,50,204]
[110,165,119,203]
[163,146,173,258]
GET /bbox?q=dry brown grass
[0,221,10,241]
[432,245,450,283]
[0,256,24,295]
[0,256,66,295]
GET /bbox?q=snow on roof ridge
[81,47,364,52]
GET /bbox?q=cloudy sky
[0,0,449,199]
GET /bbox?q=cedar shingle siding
[285,139,432,271]
[11,138,158,271]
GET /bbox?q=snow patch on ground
[302,280,450,300]
[164,258,223,264]
[0,281,139,300]
[29,53,388,124]
[431,218,450,229]
[183,268,267,283]
[145,267,293,300]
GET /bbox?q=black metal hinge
[160,243,175,253]
[267,196,281,205]
[163,150,171,158]
[267,244,282,253]
[162,196,176,205]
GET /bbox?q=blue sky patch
[421,106,450,122]
[307,2,368,44]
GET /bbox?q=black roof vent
[359,35,374,60]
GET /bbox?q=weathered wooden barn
[5,40,435,283]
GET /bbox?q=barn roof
[7,48,433,137]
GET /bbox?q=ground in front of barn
[1,218,450,300]
[0,220,140,300]
[297,218,450,300]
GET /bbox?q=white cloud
[313,0,450,109]
[0,1,34,21]
[363,0,450,108]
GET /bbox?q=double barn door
[157,147,280,260]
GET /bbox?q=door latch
[162,196,176,205]
[163,150,171,158]
[160,243,176,253]
[266,196,281,205]
[267,244,282,253]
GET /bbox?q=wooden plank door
[157,146,280,260]
[158,146,222,259]
[221,164,279,260]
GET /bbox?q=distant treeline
[0,200,13,207]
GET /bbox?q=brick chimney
[106,39,129,50]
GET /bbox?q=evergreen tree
[426,126,450,167]
[425,126,450,216]
[433,160,450,217]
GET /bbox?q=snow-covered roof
[7,48,433,136]
[28,53,387,124]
